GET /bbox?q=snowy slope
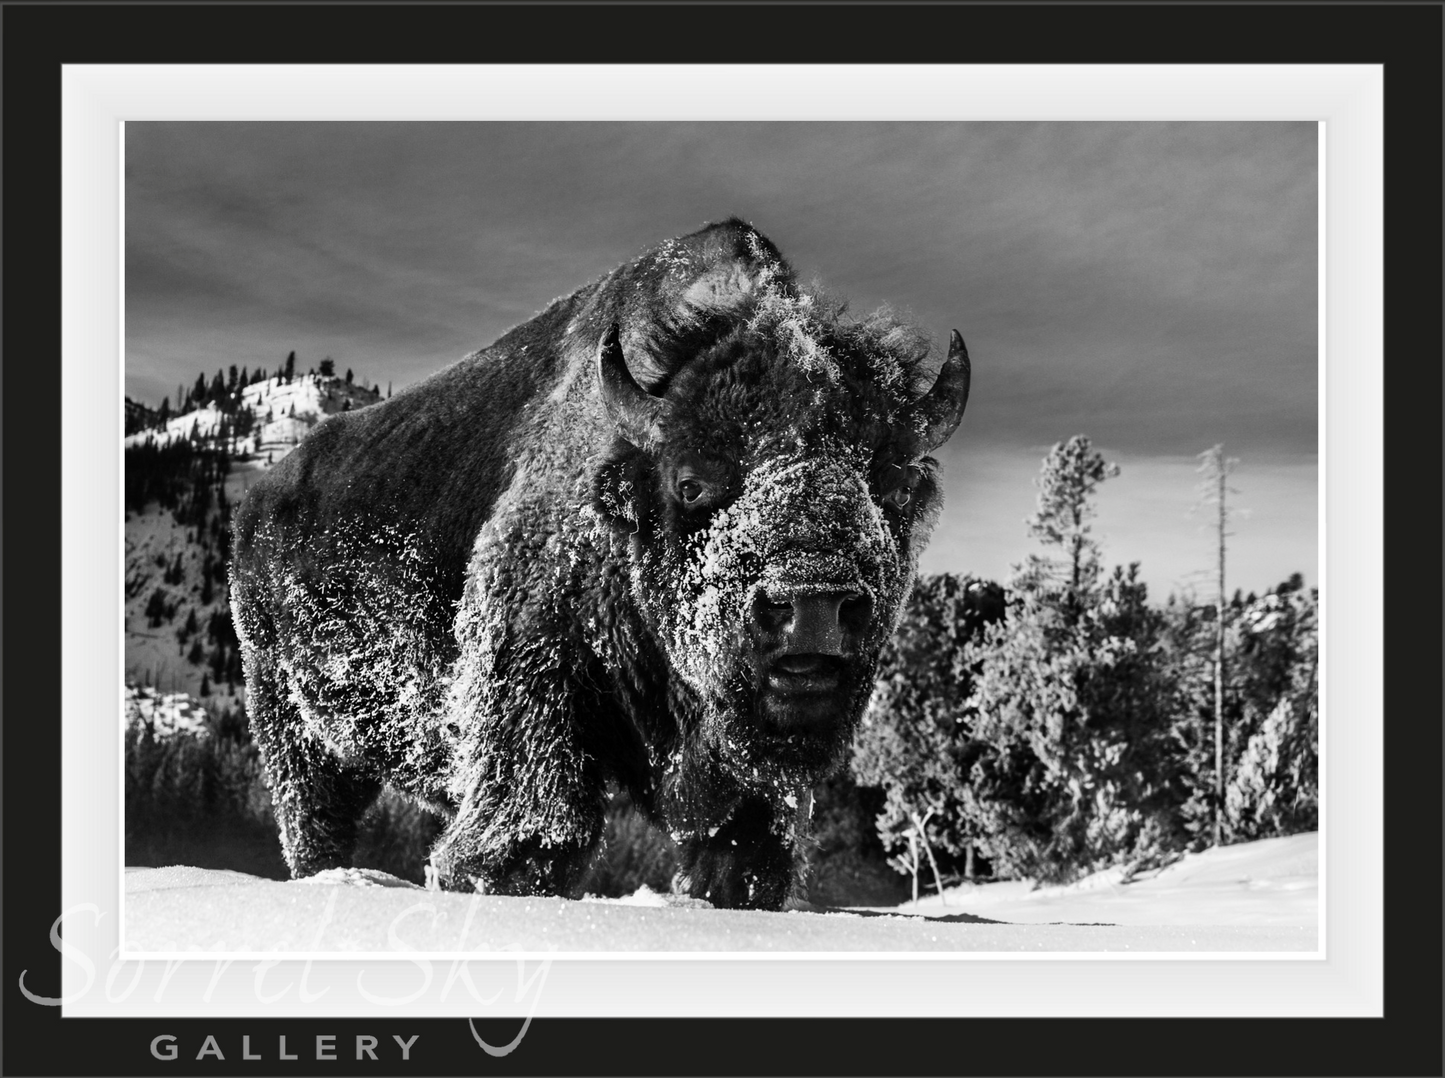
[123,834,1318,954]
[125,685,213,741]
[124,501,244,708]
[125,401,233,451]
[875,831,1318,928]
[124,373,382,459]
[124,372,384,700]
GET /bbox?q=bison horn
[598,322,670,449]
[907,330,971,451]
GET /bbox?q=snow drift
[124,832,1317,954]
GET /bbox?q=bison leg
[429,757,606,897]
[430,640,609,897]
[672,797,796,911]
[276,756,383,879]
[246,661,381,878]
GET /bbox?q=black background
[4,3,1440,1075]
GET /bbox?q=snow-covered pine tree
[962,436,1187,883]
[1223,581,1318,839]
[852,573,1005,886]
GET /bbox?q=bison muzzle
[230,218,971,910]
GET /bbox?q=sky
[125,121,1318,599]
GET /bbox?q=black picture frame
[4,3,1440,1076]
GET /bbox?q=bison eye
[883,486,912,509]
[670,456,730,512]
[877,462,920,511]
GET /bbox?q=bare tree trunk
[908,832,919,905]
[965,844,976,881]
[912,812,948,906]
[1214,462,1225,848]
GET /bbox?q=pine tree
[1017,434,1120,622]
[1218,579,1318,839]
[345,367,354,384]
[1224,586,1318,840]
[962,436,1185,882]
[853,575,1005,890]
[284,351,296,383]
[145,587,170,628]
[318,357,335,377]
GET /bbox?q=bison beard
[231,218,970,911]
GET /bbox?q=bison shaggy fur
[230,218,970,910]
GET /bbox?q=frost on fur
[230,217,971,910]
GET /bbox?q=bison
[231,218,971,910]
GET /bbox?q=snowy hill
[124,493,246,706]
[124,372,383,461]
[123,370,384,704]
[123,833,1317,953]
[125,685,213,742]
[125,397,160,435]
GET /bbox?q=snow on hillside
[125,685,213,741]
[123,832,1317,953]
[124,373,382,462]
[124,500,245,708]
[124,371,384,701]
[876,831,1318,929]
[125,401,233,451]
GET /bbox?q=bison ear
[586,217,796,386]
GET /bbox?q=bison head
[592,281,969,787]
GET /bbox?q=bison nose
[757,590,872,656]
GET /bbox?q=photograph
[7,2,1437,1072]
[121,119,1320,956]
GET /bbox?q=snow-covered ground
[124,833,1317,954]
[872,831,1317,928]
